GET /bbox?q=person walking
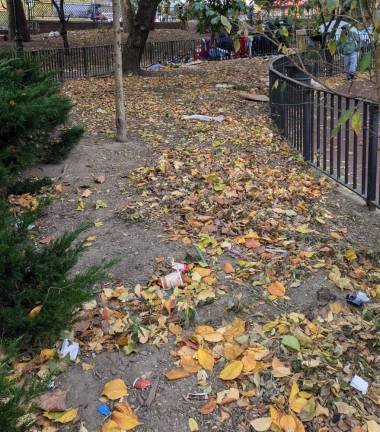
[339,25,360,80]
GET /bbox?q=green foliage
[0,356,44,432]
[188,0,246,35]
[7,177,53,196]
[0,51,82,188]
[0,201,110,344]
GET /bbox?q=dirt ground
[321,72,376,102]
[26,58,380,432]
[0,23,201,51]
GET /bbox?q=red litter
[133,378,151,390]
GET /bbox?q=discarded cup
[59,339,79,361]
[350,374,368,394]
[346,294,364,307]
[172,262,190,273]
[159,271,184,289]
[356,291,370,303]
[133,378,151,390]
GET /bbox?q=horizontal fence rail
[269,53,379,208]
[4,35,278,81]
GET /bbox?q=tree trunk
[59,19,69,49]
[52,0,70,49]
[123,0,160,74]
[121,0,134,33]
[6,0,30,42]
[112,0,127,141]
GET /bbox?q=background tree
[122,0,162,74]
[6,0,30,42]
[51,0,70,49]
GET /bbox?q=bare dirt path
[30,58,380,432]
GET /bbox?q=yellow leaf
[102,419,123,432]
[40,348,56,362]
[344,248,357,262]
[168,323,182,336]
[219,360,243,380]
[216,387,239,404]
[101,379,128,400]
[367,421,380,432]
[250,417,272,431]
[242,354,257,372]
[165,368,192,380]
[223,343,243,360]
[112,402,141,430]
[188,417,199,431]
[193,267,212,277]
[28,305,42,319]
[290,398,308,414]
[180,355,200,373]
[44,408,78,424]
[195,325,215,335]
[86,236,97,242]
[203,332,223,343]
[289,381,299,404]
[268,281,286,297]
[197,348,214,371]
[81,362,94,371]
[280,414,297,432]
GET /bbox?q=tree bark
[123,0,161,74]
[52,0,70,49]
[121,0,134,33]
[112,0,127,141]
[6,0,30,42]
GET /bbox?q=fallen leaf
[268,281,286,297]
[367,421,380,432]
[102,419,122,432]
[250,417,272,431]
[199,398,217,415]
[223,343,243,360]
[197,347,214,371]
[168,323,182,336]
[180,355,200,373]
[38,389,67,411]
[39,235,55,244]
[28,305,42,319]
[188,418,199,431]
[95,175,106,184]
[165,369,192,380]
[279,414,297,432]
[334,401,356,415]
[272,358,291,377]
[95,200,108,209]
[216,387,239,404]
[44,408,78,424]
[219,360,243,380]
[281,335,300,351]
[101,379,128,400]
[223,262,235,273]
[112,402,141,430]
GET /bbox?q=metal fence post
[82,46,88,77]
[367,104,378,209]
[303,85,313,161]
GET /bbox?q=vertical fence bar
[329,93,334,175]
[303,85,313,161]
[337,95,342,179]
[367,105,378,208]
[344,98,350,184]
[362,103,368,195]
[353,100,359,190]
[316,91,321,166]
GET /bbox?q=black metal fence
[269,53,379,208]
[18,35,277,80]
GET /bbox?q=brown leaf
[39,235,55,244]
[165,368,192,380]
[95,175,106,184]
[38,389,67,412]
[199,398,217,415]
[223,262,235,274]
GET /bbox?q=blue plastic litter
[97,403,111,416]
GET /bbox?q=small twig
[144,376,160,407]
